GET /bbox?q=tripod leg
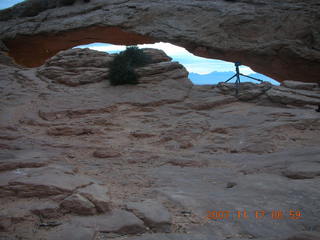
[239,73,263,83]
[225,74,237,83]
[235,73,240,96]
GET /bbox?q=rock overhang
[0,0,319,83]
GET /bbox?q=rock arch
[0,0,319,82]
[3,26,156,68]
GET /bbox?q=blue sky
[0,0,24,9]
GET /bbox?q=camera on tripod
[234,62,241,67]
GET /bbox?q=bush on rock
[108,46,150,86]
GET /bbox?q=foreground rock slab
[72,209,146,234]
[126,199,172,232]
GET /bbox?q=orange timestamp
[206,210,302,220]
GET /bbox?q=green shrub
[120,46,150,68]
[108,46,150,86]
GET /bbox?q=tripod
[225,62,263,96]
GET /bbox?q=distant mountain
[189,71,279,85]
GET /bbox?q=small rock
[283,162,320,179]
[93,150,121,158]
[126,200,172,232]
[47,127,96,136]
[226,182,237,188]
[130,131,155,138]
[281,80,318,91]
[60,193,97,215]
[77,183,111,213]
[39,221,62,227]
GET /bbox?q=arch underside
[4,26,156,68]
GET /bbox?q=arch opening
[74,42,279,85]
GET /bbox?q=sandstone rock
[0,161,46,172]
[266,86,320,106]
[31,202,61,219]
[285,231,320,240]
[45,223,95,240]
[130,131,155,139]
[0,153,46,172]
[72,209,146,234]
[0,40,8,51]
[282,162,320,179]
[136,61,189,81]
[0,52,16,67]
[93,150,121,159]
[44,48,113,69]
[34,48,192,109]
[0,217,12,232]
[37,48,111,86]
[0,150,50,172]
[60,193,97,215]
[0,166,95,198]
[0,0,319,83]
[217,82,272,101]
[126,200,172,232]
[143,48,172,63]
[76,183,111,213]
[0,133,21,140]
[187,95,237,110]
[47,127,97,136]
[281,81,319,91]
[123,233,215,240]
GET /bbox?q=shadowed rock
[60,193,97,215]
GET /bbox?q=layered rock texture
[0,48,320,239]
[0,0,320,83]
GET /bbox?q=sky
[1,0,278,85]
[0,0,24,9]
